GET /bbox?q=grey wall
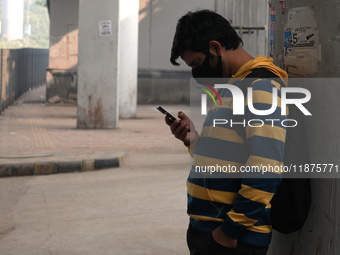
[269,0,340,254]
[138,0,215,72]
[137,0,270,104]
[137,0,215,104]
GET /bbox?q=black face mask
[191,54,223,79]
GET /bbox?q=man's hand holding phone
[164,111,196,146]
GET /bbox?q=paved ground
[0,86,192,254]
[0,154,190,255]
[0,86,188,166]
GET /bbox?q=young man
[165,10,288,255]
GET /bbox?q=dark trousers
[187,223,269,255]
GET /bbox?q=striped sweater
[187,56,288,247]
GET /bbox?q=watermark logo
[196,83,312,128]
[196,82,222,115]
[212,84,312,116]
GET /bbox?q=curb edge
[0,155,124,178]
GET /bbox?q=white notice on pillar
[99,20,112,36]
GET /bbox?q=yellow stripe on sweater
[246,225,272,234]
[245,90,282,107]
[239,184,274,205]
[188,214,225,222]
[187,181,238,205]
[227,209,258,226]
[270,80,282,90]
[246,155,283,173]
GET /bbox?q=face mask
[191,54,223,79]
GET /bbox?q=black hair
[170,9,243,66]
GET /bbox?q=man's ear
[208,41,222,56]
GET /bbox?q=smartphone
[157,106,190,132]
[156,106,177,123]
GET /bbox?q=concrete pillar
[77,0,119,129]
[118,0,139,119]
[269,0,340,254]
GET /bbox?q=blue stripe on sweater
[194,137,248,163]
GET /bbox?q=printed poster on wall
[284,6,321,77]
